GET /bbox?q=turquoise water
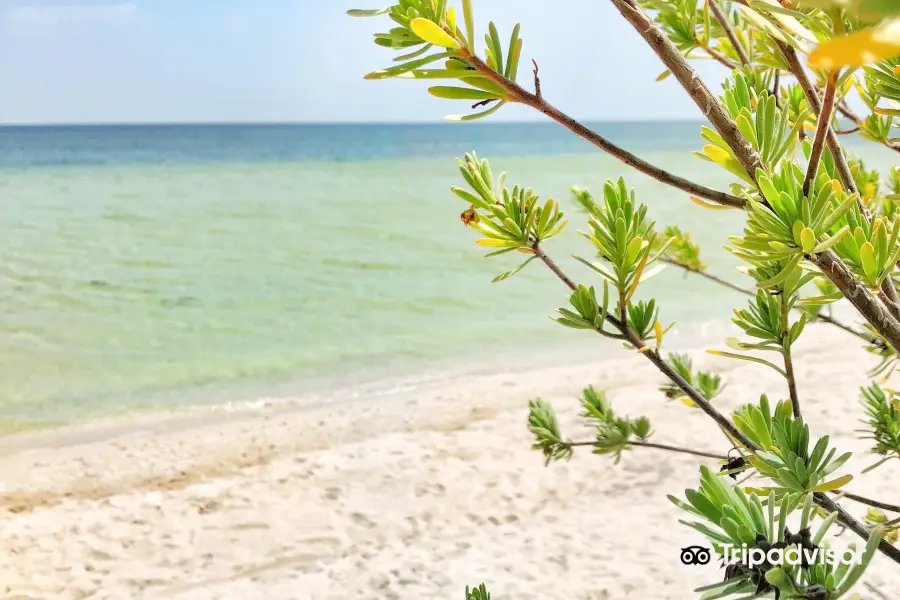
[1,123,896,429]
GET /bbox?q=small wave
[320,258,401,271]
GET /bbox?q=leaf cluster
[733,396,853,494]
[660,352,725,406]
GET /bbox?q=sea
[1,122,895,432]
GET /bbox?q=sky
[0,0,731,124]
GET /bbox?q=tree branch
[533,243,900,563]
[814,492,900,564]
[700,42,739,70]
[809,251,900,353]
[838,492,900,513]
[457,50,746,209]
[707,0,750,67]
[803,71,837,198]
[568,439,727,460]
[610,0,765,184]
[782,299,802,419]
[777,42,860,198]
[531,243,760,451]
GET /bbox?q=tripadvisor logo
[721,543,863,568]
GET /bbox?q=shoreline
[2,322,899,598]
[0,314,751,452]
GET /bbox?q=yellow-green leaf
[800,227,816,253]
[428,86,501,100]
[475,238,519,248]
[410,17,461,49]
[654,319,664,349]
[447,6,457,36]
[808,18,900,69]
[860,241,878,280]
[812,473,854,492]
[691,196,736,210]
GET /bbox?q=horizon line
[0,118,710,128]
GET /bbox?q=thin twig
[838,492,900,513]
[707,0,750,67]
[700,42,738,69]
[865,582,895,600]
[834,126,861,136]
[837,101,900,155]
[567,439,727,460]
[457,50,747,209]
[773,71,781,108]
[815,492,900,563]
[803,71,837,198]
[782,300,802,419]
[532,59,541,99]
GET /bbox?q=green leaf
[429,86,503,100]
[505,23,521,79]
[410,18,461,49]
[860,241,878,280]
[812,225,850,254]
[347,7,391,17]
[493,256,537,283]
[812,473,853,492]
[800,227,816,253]
[394,44,435,62]
[365,51,453,79]
[445,101,506,122]
[462,0,475,48]
[397,69,472,79]
[707,350,787,377]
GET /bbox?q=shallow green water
[2,125,897,429]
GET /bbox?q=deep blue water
[0,121,711,168]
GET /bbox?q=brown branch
[778,42,859,198]
[707,0,750,67]
[782,300,802,419]
[700,42,738,69]
[838,492,900,513]
[773,71,781,107]
[535,244,900,563]
[532,244,760,451]
[776,43,900,334]
[882,279,900,322]
[809,251,900,353]
[568,439,727,460]
[803,71,837,198]
[604,0,900,564]
[531,59,541,99]
[610,0,765,184]
[835,126,861,136]
[837,101,900,155]
[814,492,900,564]
[456,50,747,209]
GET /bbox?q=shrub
[349,2,900,598]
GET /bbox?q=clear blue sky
[0,0,730,124]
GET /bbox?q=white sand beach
[2,325,900,600]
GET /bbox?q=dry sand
[1,324,900,599]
